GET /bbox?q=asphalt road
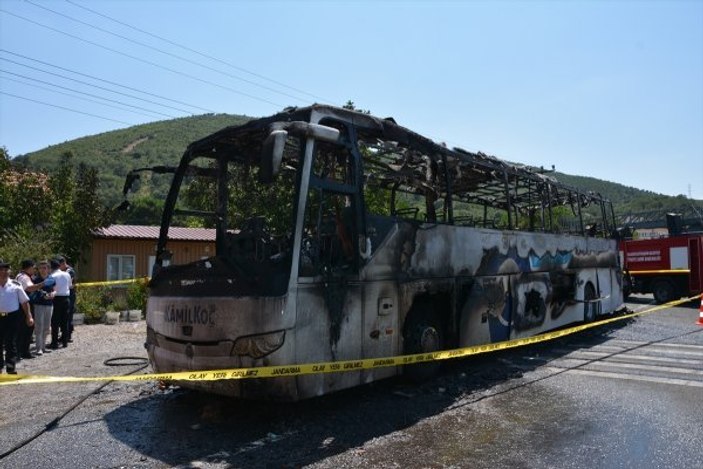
[1,295,701,468]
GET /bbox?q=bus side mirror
[260,129,288,183]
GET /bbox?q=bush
[126,278,149,314]
[111,295,129,311]
[76,285,112,324]
[0,227,55,272]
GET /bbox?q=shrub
[75,285,112,324]
[126,278,149,314]
[111,295,129,311]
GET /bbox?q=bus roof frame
[183,105,611,217]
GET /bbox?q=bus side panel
[361,281,400,382]
[596,266,622,314]
[294,283,363,399]
[458,275,511,347]
[590,237,624,313]
[509,271,586,339]
[510,272,551,336]
[408,225,489,278]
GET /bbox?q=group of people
[0,256,76,375]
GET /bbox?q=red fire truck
[620,232,703,304]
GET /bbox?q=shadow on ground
[104,318,633,468]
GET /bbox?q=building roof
[93,224,215,241]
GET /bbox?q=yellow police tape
[75,277,149,288]
[1,294,701,386]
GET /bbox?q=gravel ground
[6,319,149,378]
[0,319,156,458]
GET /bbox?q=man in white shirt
[49,258,72,349]
[0,259,34,374]
[59,256,76,342]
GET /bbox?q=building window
[107,255,136,281]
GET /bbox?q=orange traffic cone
[697,297,703,326]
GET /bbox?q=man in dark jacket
[14,259,44,359]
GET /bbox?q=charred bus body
[127,105,624,400]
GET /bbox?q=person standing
[31,260,55,356]
[58,256,76,342]
[15,259,44,359]
[0,259,34,374]
[49,258,72,349]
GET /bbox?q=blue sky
[1,0,701,199]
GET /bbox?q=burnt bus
[124,105,624,400]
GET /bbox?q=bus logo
[164,304,216,326]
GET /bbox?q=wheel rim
[654,282,672,303]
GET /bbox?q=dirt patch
[121,136,150,154]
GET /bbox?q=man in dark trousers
[49,258,72,349]
[0,259,34,374]
[58,256,76,342]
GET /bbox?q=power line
[0,49,214,113]
[0,70,176,119]
[1,74,168,119]
[64,0,333,104]
[0,55,195,115]
[26,0,314,105]
[0,91,135,125]
[0,8,286,108]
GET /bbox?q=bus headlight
[232,330,285,359]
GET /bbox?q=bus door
[295,132,365,391]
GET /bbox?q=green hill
[11,113,702,226]
[12,113,251,206]
[553,172,698,217]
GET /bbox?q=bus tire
[403,313,444,382]
[583,283,598,323]
[652,279,675,304]
[622,274,632,300]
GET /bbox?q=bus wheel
[623,274,632,300]
[583,283,598,323]
[652,279,675,304]
[403,314,443,382]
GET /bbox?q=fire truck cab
[620,231,703,304]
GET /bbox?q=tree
[0,147,55,266]
[342,100,371,114]
[48,152,108,264]
[0,146,10,172]
[113,195,164,225]
[182,163,295,234]
[0,147,12,229]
